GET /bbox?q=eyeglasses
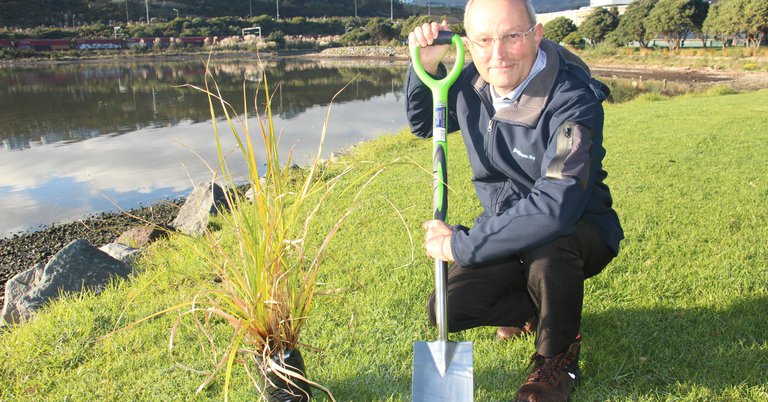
[468,25,535,50]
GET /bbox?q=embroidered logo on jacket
[512,147,536,161]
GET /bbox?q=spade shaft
[410,31,473,402]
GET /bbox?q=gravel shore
[0,200,183,306]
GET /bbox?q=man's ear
[533,23,544,46]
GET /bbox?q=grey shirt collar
[490,49,547,112]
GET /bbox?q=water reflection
[0,58,406,151]
[0,58,408,237]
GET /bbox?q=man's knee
[523,236,584,285]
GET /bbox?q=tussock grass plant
[158,63,402,400]
[1,86,767,400]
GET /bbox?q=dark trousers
[427,220,615,357]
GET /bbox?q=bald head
[464,0,537,33]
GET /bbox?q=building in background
[589,0,634,6]
[537,0,635,26]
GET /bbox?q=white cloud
[0,93,407,236]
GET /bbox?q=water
[0,57,696,238]
[0,57,408,237]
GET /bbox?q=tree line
[0,14,451,50]
[542,0,767,50]
[4,0,764,53]
[0,0,411,28]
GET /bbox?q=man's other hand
[422,219,454,262]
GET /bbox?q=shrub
[266,30,285,47]
[339,29,371,45]
[590,43,620,58]
[216,36,242,49]
[284,36,321,50]
[543,16,577,44]
[563,31,585,49]
[742,63,759,71]
[400,15,432,40]
[366,17,396,44]
[632,92,669,102]
[702,84,738,96]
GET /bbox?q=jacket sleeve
[404,63,461,138]
[450,90,605,268]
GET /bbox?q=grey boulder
[99,242,142,266]
[1,239,131,326]
[171,182,230,237]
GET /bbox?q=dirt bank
[588,63,768,91]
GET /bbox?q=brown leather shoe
[496,316,538,341]
[514,337,581,402]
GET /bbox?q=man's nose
[491,38,508,58]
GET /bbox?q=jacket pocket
[492,180,512,214]
[546,121,593,190]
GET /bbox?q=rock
[171,182,230,237]
[99,243,142,266]
[1,264,40,326]
[1,239,131,326]
[116,225,169,248]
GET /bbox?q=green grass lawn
[1,89,767,401]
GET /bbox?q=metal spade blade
[412,339,473,401]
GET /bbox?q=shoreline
[0,47,409,67]
[3,45,766,89]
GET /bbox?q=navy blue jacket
[406,39,623,268]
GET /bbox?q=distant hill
[533,0,590,13]
[408,0,589,13]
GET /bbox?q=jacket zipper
[485,118,508,213]
[477,84,509,215]
[485,119,496,164]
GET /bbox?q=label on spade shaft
[434,103,447,140]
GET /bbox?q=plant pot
[265,348,312,402]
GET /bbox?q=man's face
[465,0,543,95]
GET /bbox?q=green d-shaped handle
[409,31,465,103]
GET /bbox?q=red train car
[141,37,171,48]
[15,39,71,51]
[0,39,13,48]
[124,38,149,48]
[176,36,207,47]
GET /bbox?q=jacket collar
[471,39,591,128]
